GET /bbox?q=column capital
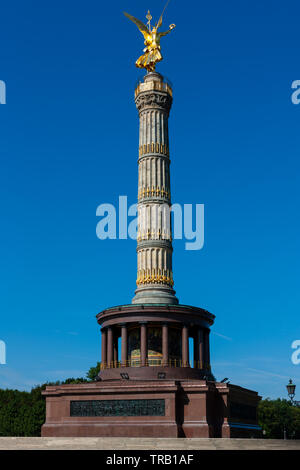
[135,92,172,114]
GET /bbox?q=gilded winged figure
[124,10,176,72]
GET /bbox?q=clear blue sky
[0,0,299,399]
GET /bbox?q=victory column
[42,7,261,439]
[124,11,178,305]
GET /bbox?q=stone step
[0,437,299,450]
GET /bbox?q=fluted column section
[133,72,178,305]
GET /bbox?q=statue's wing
[124,12,149,38]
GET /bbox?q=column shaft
[140,323,147,366]
[198,328,204,369]
[107,327,113,367]
[193,332,199,368]
[162,324,169,366]
[133,74,178,305]
[121,325,128,366]
[113,332,118,364]
[101,328,107,368]
[204,329,211,369]
[182,325,189,367]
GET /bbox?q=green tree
[0,373,91,436]
[258,398,300,439]
[0,388,46,436]
[63,377,88,384]
[86,362,100,381]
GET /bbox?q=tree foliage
[0,372,91,436]
[86,362,100,381]
[0,386,45,436]
[258,398,300,439]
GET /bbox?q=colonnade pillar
[107,327,113,367]
[140,323,147,366]
[198,328,205,369]
[182,325,189,367]
[103,324,210,371]
[162,324,169,366]
[101,328,107,367]
[193,331,199,368]
[204,329,210,369]
[113,332,118,364]
[121,324,128,366]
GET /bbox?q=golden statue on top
[124,6,176,73]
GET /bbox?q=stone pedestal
[42,302,261,438]
[42,380,261,438]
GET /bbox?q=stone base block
[41,380,261,438]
